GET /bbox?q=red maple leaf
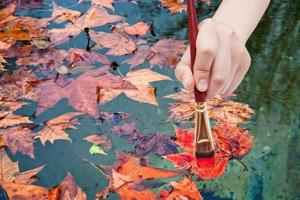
[164,124,254,180]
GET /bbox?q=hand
[175,18,251,98]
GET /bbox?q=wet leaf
[0,127,35,158]
[79,0,114,10]
[99,69,171,106]
[92,152,181,198]
[84,134,112,151]
[51,1,81,24]
[35,66,135,117]
[113,122,178,156]
[124,21,150,35]
[162,0,211,14]
[91,29,137,56]
[165,90,254,123]
[0,148,45,184]
[35,112,83,145]
[1,182,48,200]
[159,176,203,200]
[48,172,87,200]
[163,128,229,180]
[214,123,254,159]
[124,39,186,69]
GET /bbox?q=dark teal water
[2,0,300,199]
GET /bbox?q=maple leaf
[48,4,123,46]
[163,128,229,180]
[0,68,41,101]
[161,0,211,14]
[79,0,114,10]
[161,0,186,14]
[99,68,171,106]
[112,122,178,156]
[124,22,150,36]
[164,125,254,180]
[51,1,81,24]
[124,39,186,69]
[86,152,181,199]
[35,112,82,145]
[0,99,32,128]
[48,172,87,200]
[91,29,137,56]
[34,66,135,117]
[0,55,6,71]
[0,148,45,184]
[0,2,49,47]
[1,182,49,200]
[0,112,32,128]
[83,134,112,152]
[213,123,254,159]
[0,126,35,158]
[165,90,254,123]
[159,176,203,200]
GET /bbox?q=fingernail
[197,79,208,92]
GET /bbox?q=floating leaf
[35,112,82,145]
[0,148,45,184]
[159,176,203,200]
[0,127,35,158]
[124,22,150,36]
[48,172,87,200]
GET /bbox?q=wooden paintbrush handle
[187,0,206,102]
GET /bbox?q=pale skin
[175,0,271,98]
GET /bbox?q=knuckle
[198,18,213,29]
[212,74,227,84]
[194,65,210,73]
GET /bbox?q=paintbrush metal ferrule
[194,102,215,158]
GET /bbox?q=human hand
[175,18,251,98]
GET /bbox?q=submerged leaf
[89,144,107,155]
[159,176,203,200]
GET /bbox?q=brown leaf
[79,0,114,10]
[72,5,123,28]
[99,69,171,105]
[123,45,151,69]
[0,148,45,184]
[1,182,48,200]
[91,29,137,56]
[35,66,135,117]
[67,48,110,67]
[165,90,254,123]
[48,172,87,200]
[0,112,32,128]
[35,112,82,145]
[159,176,203,200]
[83,134,112,151]
[162,0,211,14]
[124,39,186,69]
[124,22,150,36]
[94,152,181,198]
[0,126,35,158]
[149,39,186,68]
[51,1,81,24]
[0,68,41,101]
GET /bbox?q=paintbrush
[187,0,215,158]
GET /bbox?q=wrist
[212,16,249,44]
